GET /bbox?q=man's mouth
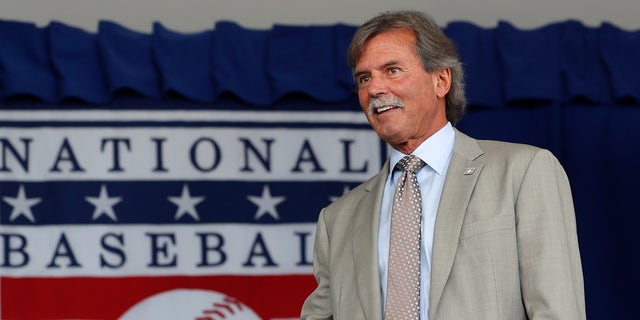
[369,96,404,115]
[374,105,400,114]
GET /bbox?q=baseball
[118,289,262,320]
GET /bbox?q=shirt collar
[388,122,455,176]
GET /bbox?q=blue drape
[1,19,638,318]
[2,19,639,106]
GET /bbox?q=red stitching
[195,295,245,320]
[212,302,234,314]
[223,296,244,311]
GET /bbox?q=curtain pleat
[0,20,57,102]
[97,21,161,99]
[599,23,640,102]
[445,22,504,107]
[1,19,638,107]
[152,23,216,102]
[212,21,272,105]
[496,22,564,103]
[49,22,111,103]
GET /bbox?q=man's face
[354,29,450,154]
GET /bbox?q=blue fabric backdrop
[1,19,638,318]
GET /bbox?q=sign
[0,109,384,319]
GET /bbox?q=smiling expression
[354,29,451,154]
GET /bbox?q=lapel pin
[464,167,475,175]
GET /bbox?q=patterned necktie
[384,155,425,320]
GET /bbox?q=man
[301,10,585,320]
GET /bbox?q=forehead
[356,29,418,68]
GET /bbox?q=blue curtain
[1,19,638,318]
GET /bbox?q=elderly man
[301,10,585,320]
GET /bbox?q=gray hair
[347,10,467,125]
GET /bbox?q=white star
[86,184,122,221]
[2,185,41,223]
[247,185,286,220]
[168,184,205,221]
[329,185,352,202]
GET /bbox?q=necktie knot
[396,155,425,174]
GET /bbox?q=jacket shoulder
[455,130,564,177]
[475,139,560,165]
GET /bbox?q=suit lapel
[429,130,485,319]
[352,160,389,320]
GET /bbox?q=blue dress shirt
[378,122,455,320]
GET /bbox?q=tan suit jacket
[301,129,585,319]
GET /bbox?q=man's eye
[358,76,371,84]
[388,67,400,74]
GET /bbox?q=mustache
[368,95,405,114]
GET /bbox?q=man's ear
[434,68,452,98]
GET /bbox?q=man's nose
[367,75,389,97]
